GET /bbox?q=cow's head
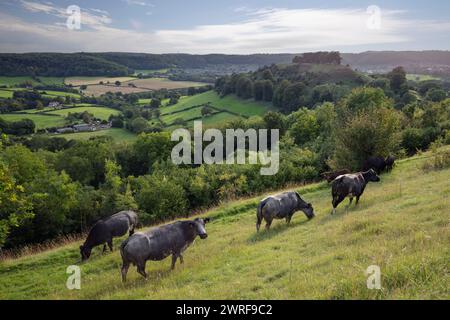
[295,192,315,219]
[364,169,380,182]
[79,244,91,261]
[191,217,210,239]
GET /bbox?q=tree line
[1,84,448,249]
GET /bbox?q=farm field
[0,106,119,130]
[128,78,207,90]
[82,84,151,96]
[406,74,441,81]
[40,90,81,99]
[161,91,274,117]
[0,89,14,98]
[0,76,65,87]
[161,106,219,124]
[46,106,120,120]
[0,113,65,129]
[64,76,137,86]
[0,148,448,299]
[55,128,137,143]
[159,90,274,127]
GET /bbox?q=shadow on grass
[318,199,376,225]
[246,218,312,243]
[81,265,174,299]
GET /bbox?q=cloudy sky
[0,0,449,53]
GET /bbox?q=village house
[73,123,96,132]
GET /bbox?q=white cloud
[20,0,112,28]
[123,0,154,7]
[1,5,449,53]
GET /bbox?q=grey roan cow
[120,217,210,282]
[80,211,138,261]
[256,191,314,232]
[331,169,380,214]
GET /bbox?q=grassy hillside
[0,148,448,299]
[55,128,137,143]
[0,113,66,129]
[160,90,274,128]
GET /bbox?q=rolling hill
[0,147,448,299]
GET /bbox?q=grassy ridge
[0,148,448,299]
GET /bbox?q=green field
[55,128,137,143]
[0,106,119,130]
[0,90,13,98]
[406,74,441,81]
[39,90,81,99]
[161,106,219,124]
[160,91,274,127]
[0,148,448,299]
[46,106,120,120]
[0,114,65,129]
[0,76,65,87]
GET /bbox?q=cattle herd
[80,157,394,282]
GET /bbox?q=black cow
[80,211,138,261]
[362,156,396,174]
[321,169,351,183]
[331,169,380,214]
[256,191,314,231]
[120,217,210,282]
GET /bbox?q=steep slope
[0,148,448,299]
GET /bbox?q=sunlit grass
[0,148,448,299]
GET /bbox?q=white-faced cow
[256,191,314,232]
[331,169,380,214]
[80,210,138,261]
[120,217,210,282]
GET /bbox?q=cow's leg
[137,261,147,279]
[102,244,107,253]
[332,195,346,214]
[286,214,292,224]
[179,254,184,264]
[265,219,273,230]
[356,195,361,205]
[121,261,130,282]
[107,239,113,252]
[171,254,178,270]
[256,216,262,232]
[129,226,135,236]
[347,197,353,208]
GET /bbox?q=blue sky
[0,0,449,53]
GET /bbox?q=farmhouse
[48,101,61,109]
[73,123,96,132]
[56,127,74,134]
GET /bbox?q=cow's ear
[308,203,312,208]
[204,218,210,224]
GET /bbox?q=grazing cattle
[321,169,351,183]
[120,217,210,282]
[362,156,396,174]
[331,169,380,214]
[80,211,138,261]
[256,191,314,232]
[385,155,396,171]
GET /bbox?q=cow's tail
[120,237,131,262]
[256,199,268,232]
